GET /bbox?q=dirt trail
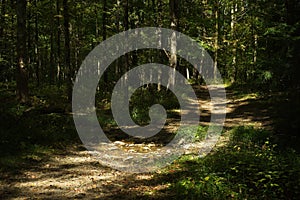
[0,86,273,199]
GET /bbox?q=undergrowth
[165,126,300,199]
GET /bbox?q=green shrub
[230,126,271,146]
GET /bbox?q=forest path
[0,86,273,199]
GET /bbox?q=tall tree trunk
[169,0,179,89]
[115,0,121,76]
[9,0,15,82]
[34,0,40,86]
[56,0,61,84]
[74,26,79,80]
[129,0,138,69]
[50,30,55,84]
[213,0,219,81]
[27,1,32,80]
[123,0,129,87]
[230,2,237,83]
[16,0,29,103]
[102,0,108,84]
[157,0,163,90]
[63,0,72,101]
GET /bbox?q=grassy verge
[159,126,300,199]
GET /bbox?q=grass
[160,126,300,199]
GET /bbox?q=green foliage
[97,113,117,128]
[129,86,180,125]
[195,125,209,141]
[179,125,208,142]
[230,126,271,146]
[166,126,300,199]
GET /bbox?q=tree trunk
[63,0,72,101]
[169,0,179,90]
[115,0,121,76]
[50,30,55,84]
[34,0,40,86]
[213,0,219,81]
[16,0,29,103]
[56,0,61,83]
[230,2,237,83]
[26,2,32,80]
[123,0,129,87]
[49,1,55,84]
[102,0,108,84]
[157,0,163,90]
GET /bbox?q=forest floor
[0,85,286,199]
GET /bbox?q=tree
[16,0,29,103]
[102,0,108,83]
[63,0,72,101]
[34,0,41,86]
[56,0,62,84]
[0,0,297,94]
[212,0,219,81]
[169,0,179,89]
[122,0,129,87]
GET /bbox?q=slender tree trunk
[27,2,32,80]
[94,9,98,48]
[213,0,219,81]
[102,0,108,84]
[56,0,61,84]
[253,34,257,64]
[157,0,163,90]
[115,0,121,76]
[232,15,237,82]
[74,26,79,78]
[16,0,29,103]
[63,0,72,101]
[123,0,129,87]
[169,0,179,89]
[129,0,138,70]
[9,0,14,82]
[34,0,40,86]
[50,30,55,84]
[230,2,237,83]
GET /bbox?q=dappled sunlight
[1,147,172,199]
[1,84,299,199]
[2,86,273,198]
[0,83,298,198]
[224,91,273,129]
